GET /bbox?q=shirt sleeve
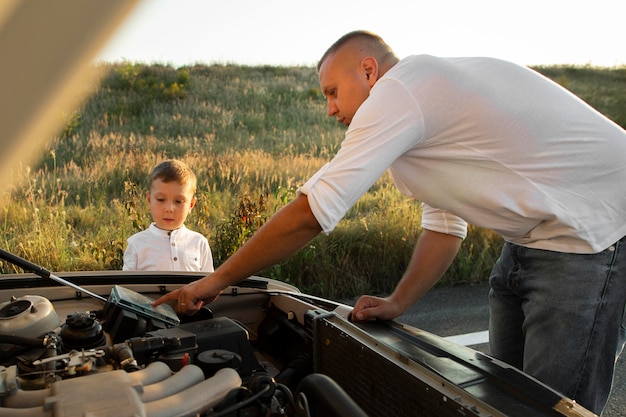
[298,78,425,233]
[421,202,468,239]
[122,240,137,271]
[200,239,214,272]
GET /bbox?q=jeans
[489,236,626,415]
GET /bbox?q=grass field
[1,63,625,299]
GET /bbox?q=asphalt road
[344,282,625,416]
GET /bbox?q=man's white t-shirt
[123,223,214,272]
[299,55,626,254]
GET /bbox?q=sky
[97,0,626,68]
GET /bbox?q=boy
[123,159,214,272]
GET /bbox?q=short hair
[149,159,197,195]
[317,30,396,71]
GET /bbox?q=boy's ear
[145,191,151,203]
[189,196,197,209]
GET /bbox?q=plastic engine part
[0,362,241,417]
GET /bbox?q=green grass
[1,62,624,299]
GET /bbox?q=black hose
[0,334,44,347]
[97,343,140,372]
[294,373,368,417]
[275,353,312,390]
[0,335,46,361]
[210,384,272,417]
[276,383,296,413]
[112,343,140,372]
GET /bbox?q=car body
[0,268,595,416]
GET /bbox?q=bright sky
[98,0,626,68]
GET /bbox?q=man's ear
[361,57,378,86]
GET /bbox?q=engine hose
[0,334,44,347]
[0,335,45,363]
[276,383,296,412]
[144,367,241,417]
[109,343,139,372]
[275,354,312,390]
[294,373,368,417]
[0,334,45,362]
[207,385,272,417]
[127,361,172,386]
[139,364,204,403]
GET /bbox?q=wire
[208,384,271,417]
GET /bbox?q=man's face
[318,50,373,127]
[147,178,196,231]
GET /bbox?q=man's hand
[351,295,403,322]
[152,276,223,315]
[352,230,462,322]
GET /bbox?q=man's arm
[154,193,322,313]
[352,229,462,321]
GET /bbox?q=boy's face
[147,178,196,231]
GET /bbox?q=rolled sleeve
[297,78,424,235]
[421,202,468,239]
[297,163,349,234]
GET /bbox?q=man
[155,30,626,414]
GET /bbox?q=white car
[0,250,594,416]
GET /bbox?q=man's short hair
[317,30,394,72]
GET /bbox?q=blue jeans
[489,236,626,415]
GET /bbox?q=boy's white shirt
[123,223,214,272]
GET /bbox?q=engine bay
[0,282,359,417]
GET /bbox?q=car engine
[0,292,363,417]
